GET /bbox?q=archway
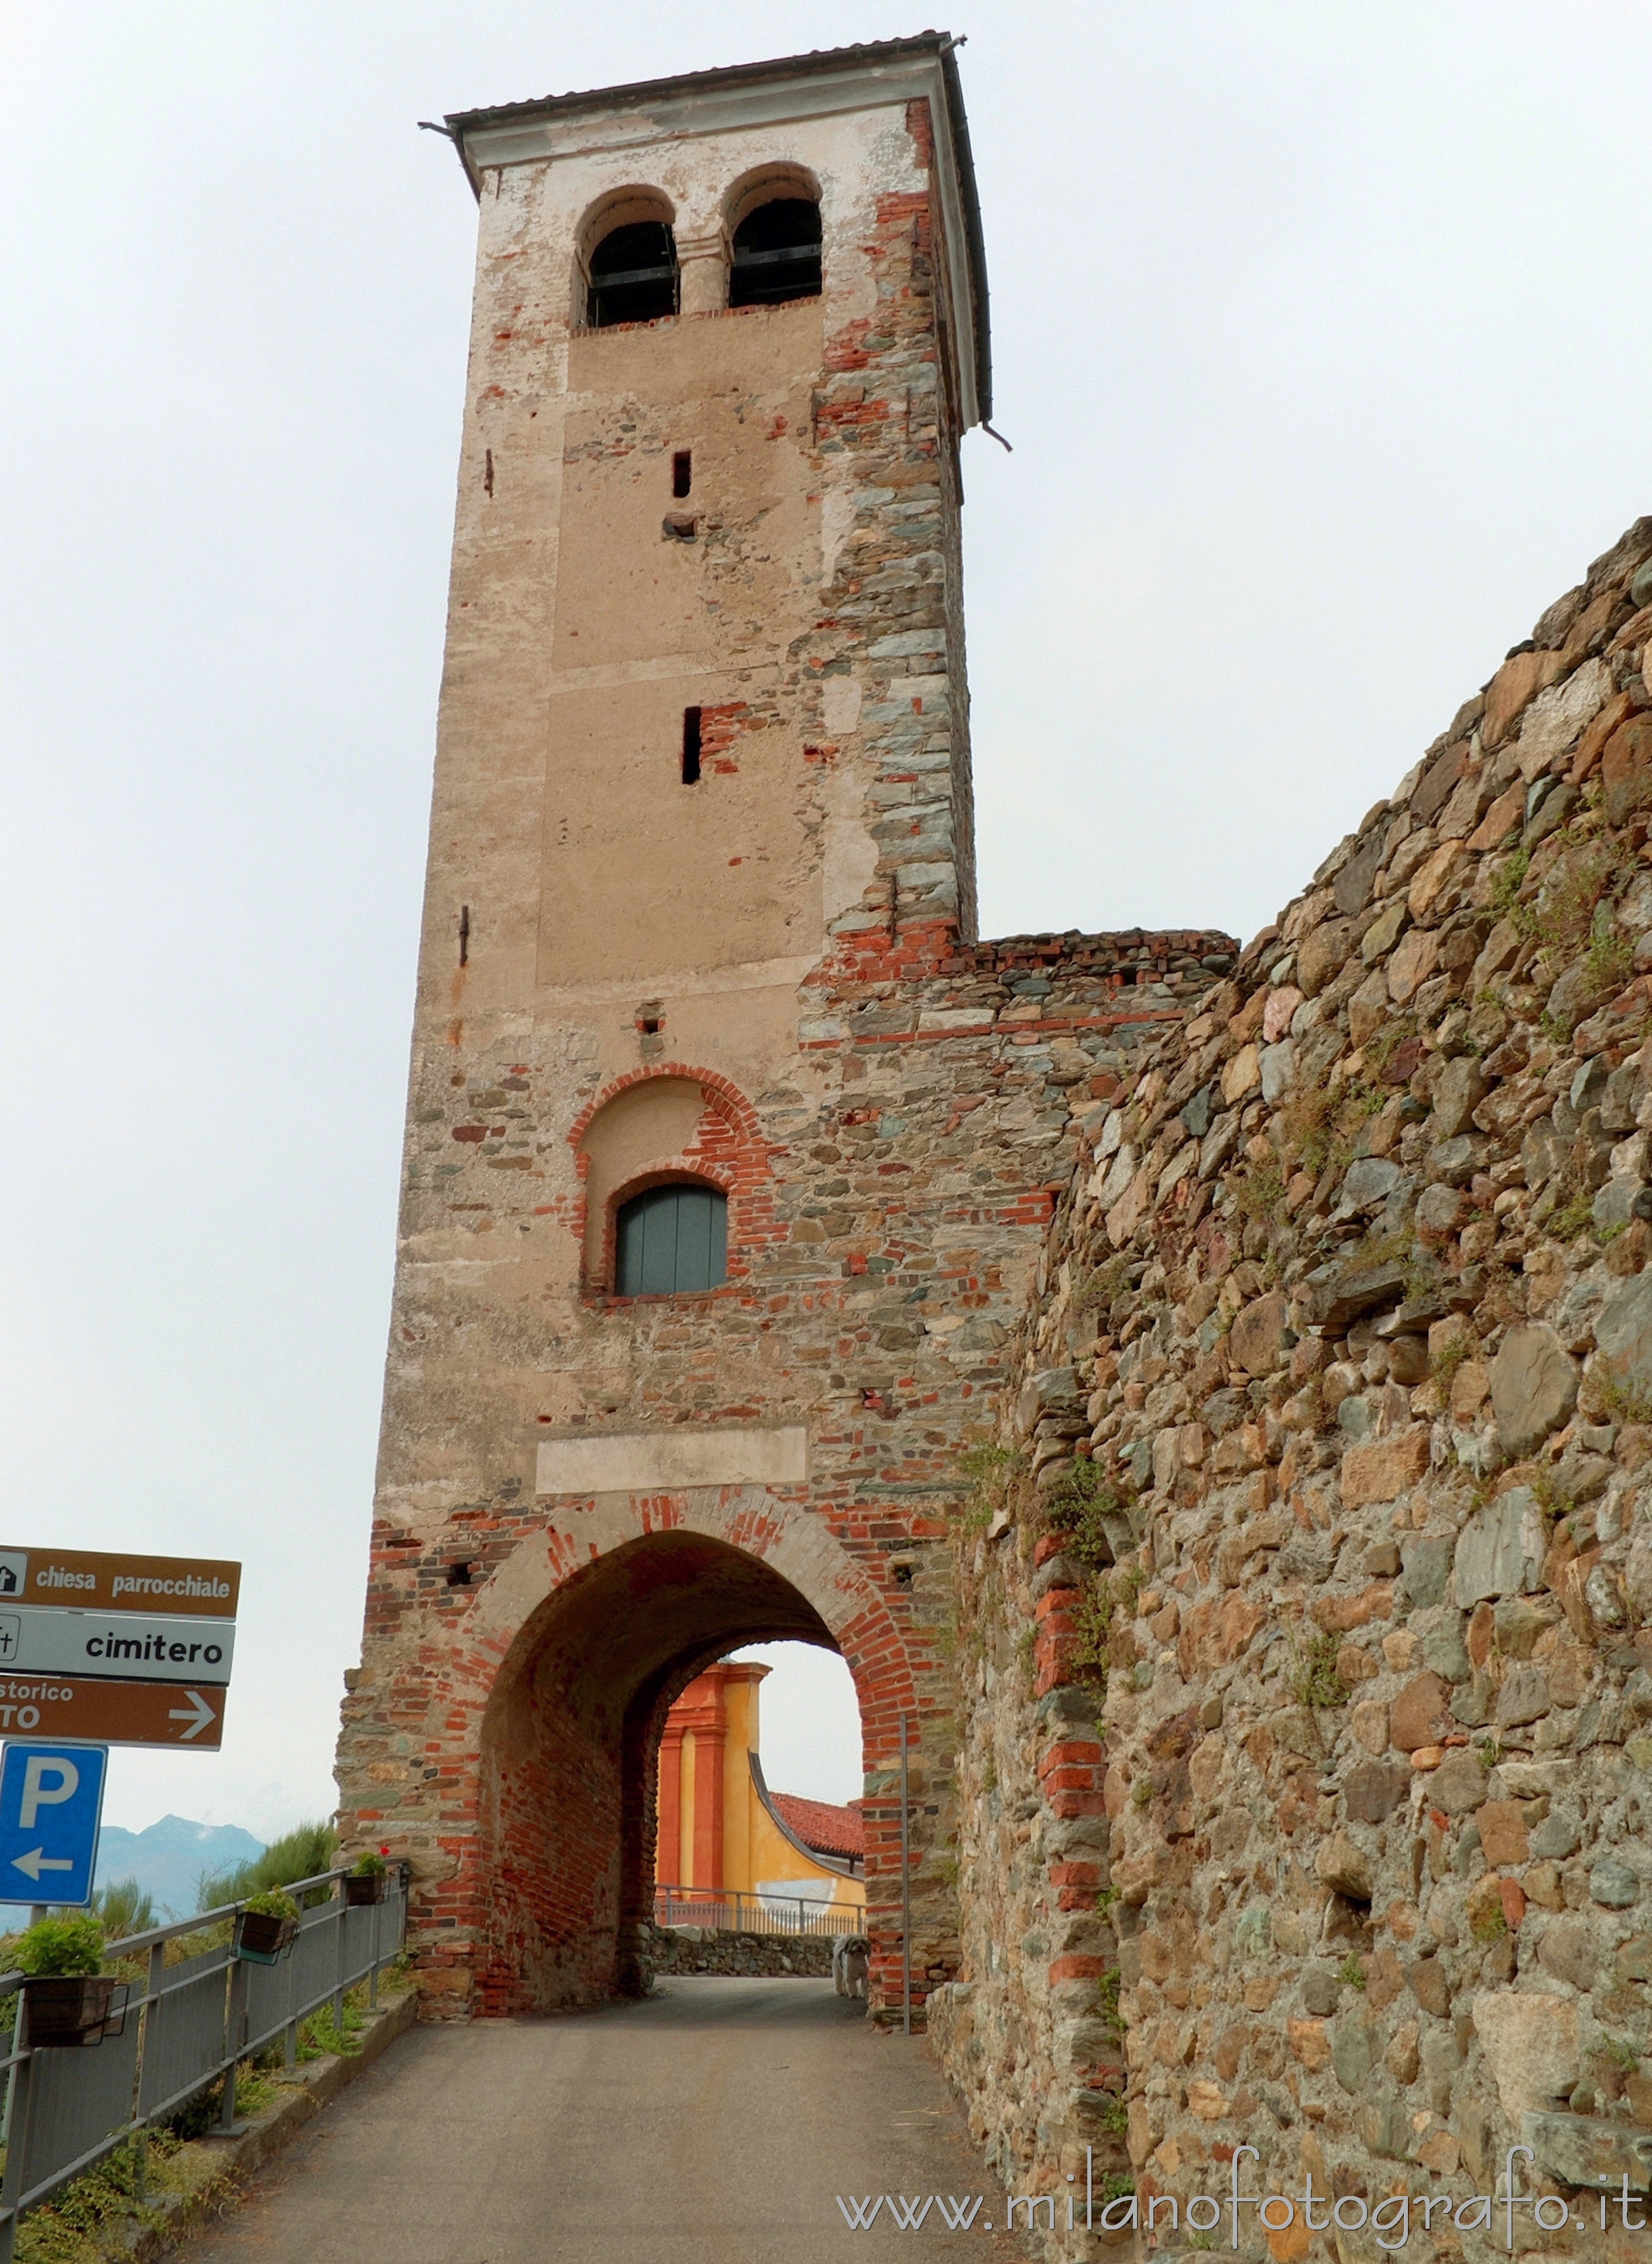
[470,1517,908,2016]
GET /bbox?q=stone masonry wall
[643,1922,835,1979]
[931,518,1652,2258]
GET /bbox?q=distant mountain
[0,1815,267,1925]
[94,1815,265,1917]
[0,1814,267,1927]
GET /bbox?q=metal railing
[0,1867,408,2262]
[652,1885,864,1939]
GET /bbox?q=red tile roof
[771,1792,864,1860]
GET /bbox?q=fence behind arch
[652,1885,864,1938]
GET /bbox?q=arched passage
[466,1508,915,2016]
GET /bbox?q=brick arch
[568,1066,779,1294]
[420,1488,919,2018]
[568,1062,766,1153]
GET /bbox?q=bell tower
[340,38,1021,2020]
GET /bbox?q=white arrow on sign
[167,1690,216,1741]
[12,1848,74,1881]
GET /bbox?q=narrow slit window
[682,706,702,785]
[672,451,692,499]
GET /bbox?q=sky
[2,1,1649,1837]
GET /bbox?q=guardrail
[652,1885,864,1939]
[0,1867,408,2262]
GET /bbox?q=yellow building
[654,1661,865,1930]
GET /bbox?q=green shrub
[92,1878,156,1941]
[197,1819,337,1913]
[15,1915,103,1977]
[1095,2093,1128,2139]
[1044,1457,1126,1572]
[350,1851,387,1879]
[242,1889,300,1921]
[14,2132,184,2264]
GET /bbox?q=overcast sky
[3,1,1648,1840]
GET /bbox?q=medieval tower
[335,35,1229,2021]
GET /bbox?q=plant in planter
[14,1915,126,2046]
[234,1888,301,1965]
[342,1850,389,1906]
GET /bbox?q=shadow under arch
[475,1525,857,2015]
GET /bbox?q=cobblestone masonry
[929,519,1652,2258]
[644,1922,835,1979]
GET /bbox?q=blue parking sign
[0,1743,108,1906]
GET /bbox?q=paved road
[180,1978,1037,2263]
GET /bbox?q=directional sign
[0,1549,239,1620]
[0,1551,239,1752]
[0,1742,108,1906]
[0,1679,225,1751]
[0,1608,233,1686]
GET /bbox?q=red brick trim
[567,1063,765,1154]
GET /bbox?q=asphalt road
[178,1977,1039,2263]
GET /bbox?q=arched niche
[572,1071,753,1292]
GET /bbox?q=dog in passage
[833,1936,870,2000]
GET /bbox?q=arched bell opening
[729,196,822,307]
[573,187,680,330]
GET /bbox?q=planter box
[343,1873,386,1906]
[22,1975,128,2047]
[235,1910,300,1964]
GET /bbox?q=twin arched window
[616,1183,728,1295]
[585,187,822,331]
[587,221,679,329]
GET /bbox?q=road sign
[0,1552,239,1751]
[0,1608,233,1685]
[0,1742,108,1906]
[0,1549,239,1620]
[0,1680,224,1751]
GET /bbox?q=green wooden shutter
[616,1185,727,1294]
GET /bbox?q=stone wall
[932,517,1652,2255]
[643,1922,836,1979]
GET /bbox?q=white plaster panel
[536,1423,809,1494]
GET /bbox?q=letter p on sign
[20,1754,78,1829]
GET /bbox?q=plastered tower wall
[930,519,1652,2255]
[335,36,1237,2022]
